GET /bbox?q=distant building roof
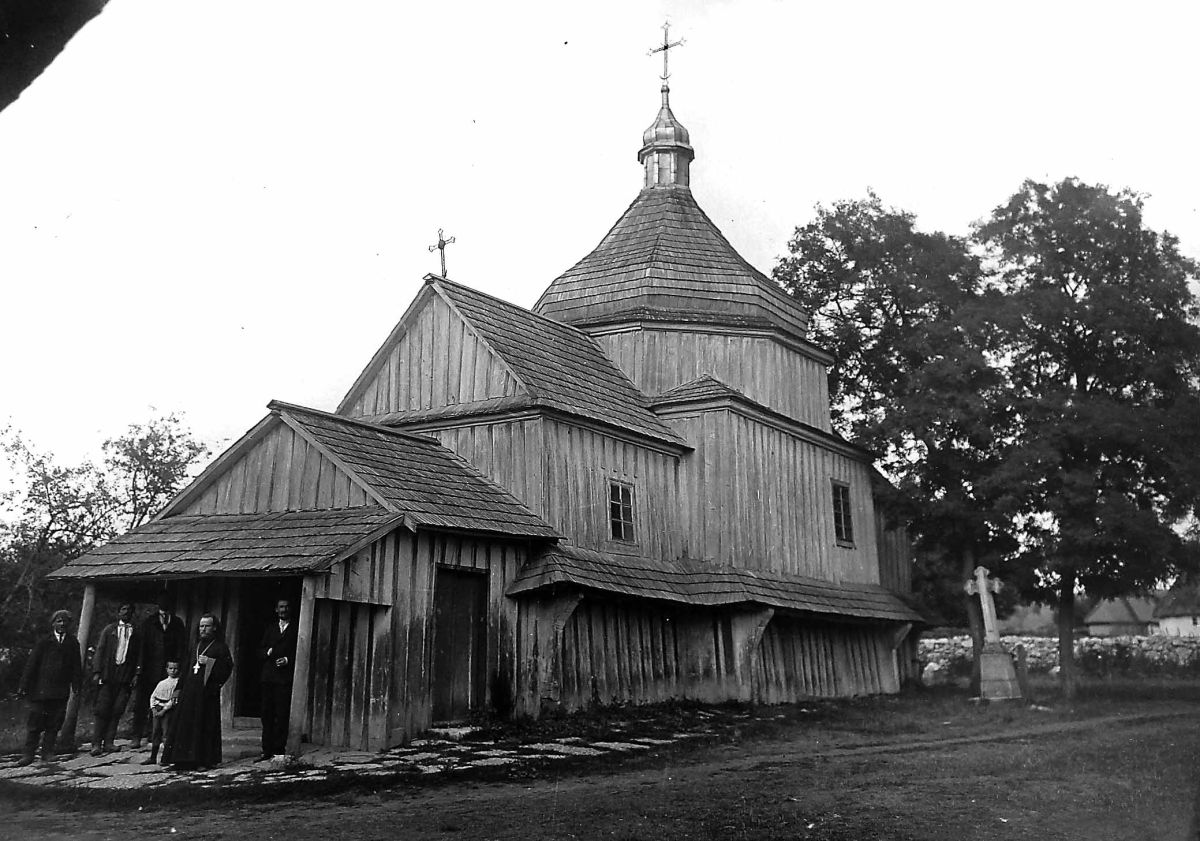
[1084,596,1160,626]
[1155,581,1200,619]
[508,543,926,624]
[532,186,811,342]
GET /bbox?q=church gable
[169,415,378,516]
[339,283,525,419]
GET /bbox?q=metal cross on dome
[648,21,684,81]
[428,228,456,277]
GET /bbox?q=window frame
[608,479,637,543]
[831,480,855,547]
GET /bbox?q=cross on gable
[428,228,456,277]
[648,21,684,81]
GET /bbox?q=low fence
[920,634,1200,679]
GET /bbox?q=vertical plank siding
[428,418,682,561]
[667,411,880,583]
[875,511,913,593]
[752,617,899,703]
[591,327,831,431]
[342,293,523,418]
[300,528,527,750]
[181,422,370,515]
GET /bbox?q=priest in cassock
[165,613,233,770]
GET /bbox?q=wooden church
[52,68,922,754]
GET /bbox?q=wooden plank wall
[429,419,682,560]
[181,421,371,515]
[752,617,899,703]
[342,291,523,418]
[590,327,831,431]
[302,528,526,750]
[875,511,913,594]
[667,410,879,583]
[426,418,546,522]
[554,599,686,708]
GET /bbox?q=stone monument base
[978,642,1022,700]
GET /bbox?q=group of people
[16,596,298,771]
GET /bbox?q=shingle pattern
[652,374,749,405]
[1085,596,1160,625]
[431,279,682,446]
[1154,582,1200,619]
[508,544,925,623]
[533,186,809,339]
[278,403,560,539]
[651,375,870,457]
[48,507,403,580]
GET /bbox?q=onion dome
[638,84,694,188]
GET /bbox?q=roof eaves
[426,276,537,399]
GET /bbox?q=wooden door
[431,567,487,722]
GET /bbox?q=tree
[773,194,1016,684]
[976,178,1200,697]
[0,415,208,691]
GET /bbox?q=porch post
[286,576,317,756]
[61,581,96,750]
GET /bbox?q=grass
[6,679,1197,840]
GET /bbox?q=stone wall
[920,634,1200,680]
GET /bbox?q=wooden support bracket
[729,607,775,701]
[534,591,583,714]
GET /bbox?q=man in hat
[90,602,142,755]
[16,610,83,765]
[131,595,186,748]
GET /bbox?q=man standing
[17,610,83,765]
[131,596,186,748]
[258,599,297,760]
[167,613,233,770]
[90,602,142,755]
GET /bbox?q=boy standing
[141,660,180,765]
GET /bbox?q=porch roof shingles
[277,403,560,539]
[509,544,924,623]
[48,507,403,580]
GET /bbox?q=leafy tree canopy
[0,414,208,691]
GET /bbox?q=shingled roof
[429,278,683,446]
[49,507,404,580]
[275,402,560,539]
[1155,581,1200,619]
[533,186,809,340]
[508,544,925,624]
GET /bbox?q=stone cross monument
[964,565,1022,700]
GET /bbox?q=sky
[2,0,1198,479]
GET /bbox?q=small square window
[832,481,854,545]
[609,481,635,542]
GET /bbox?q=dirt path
[7,708,1198,841]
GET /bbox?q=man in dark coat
[165,613,234,770]
[17,610,83,765]
[90,602,143,755]
[258,598,298,759]
[131,595,186,748]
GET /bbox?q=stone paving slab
[3,705,809,793]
